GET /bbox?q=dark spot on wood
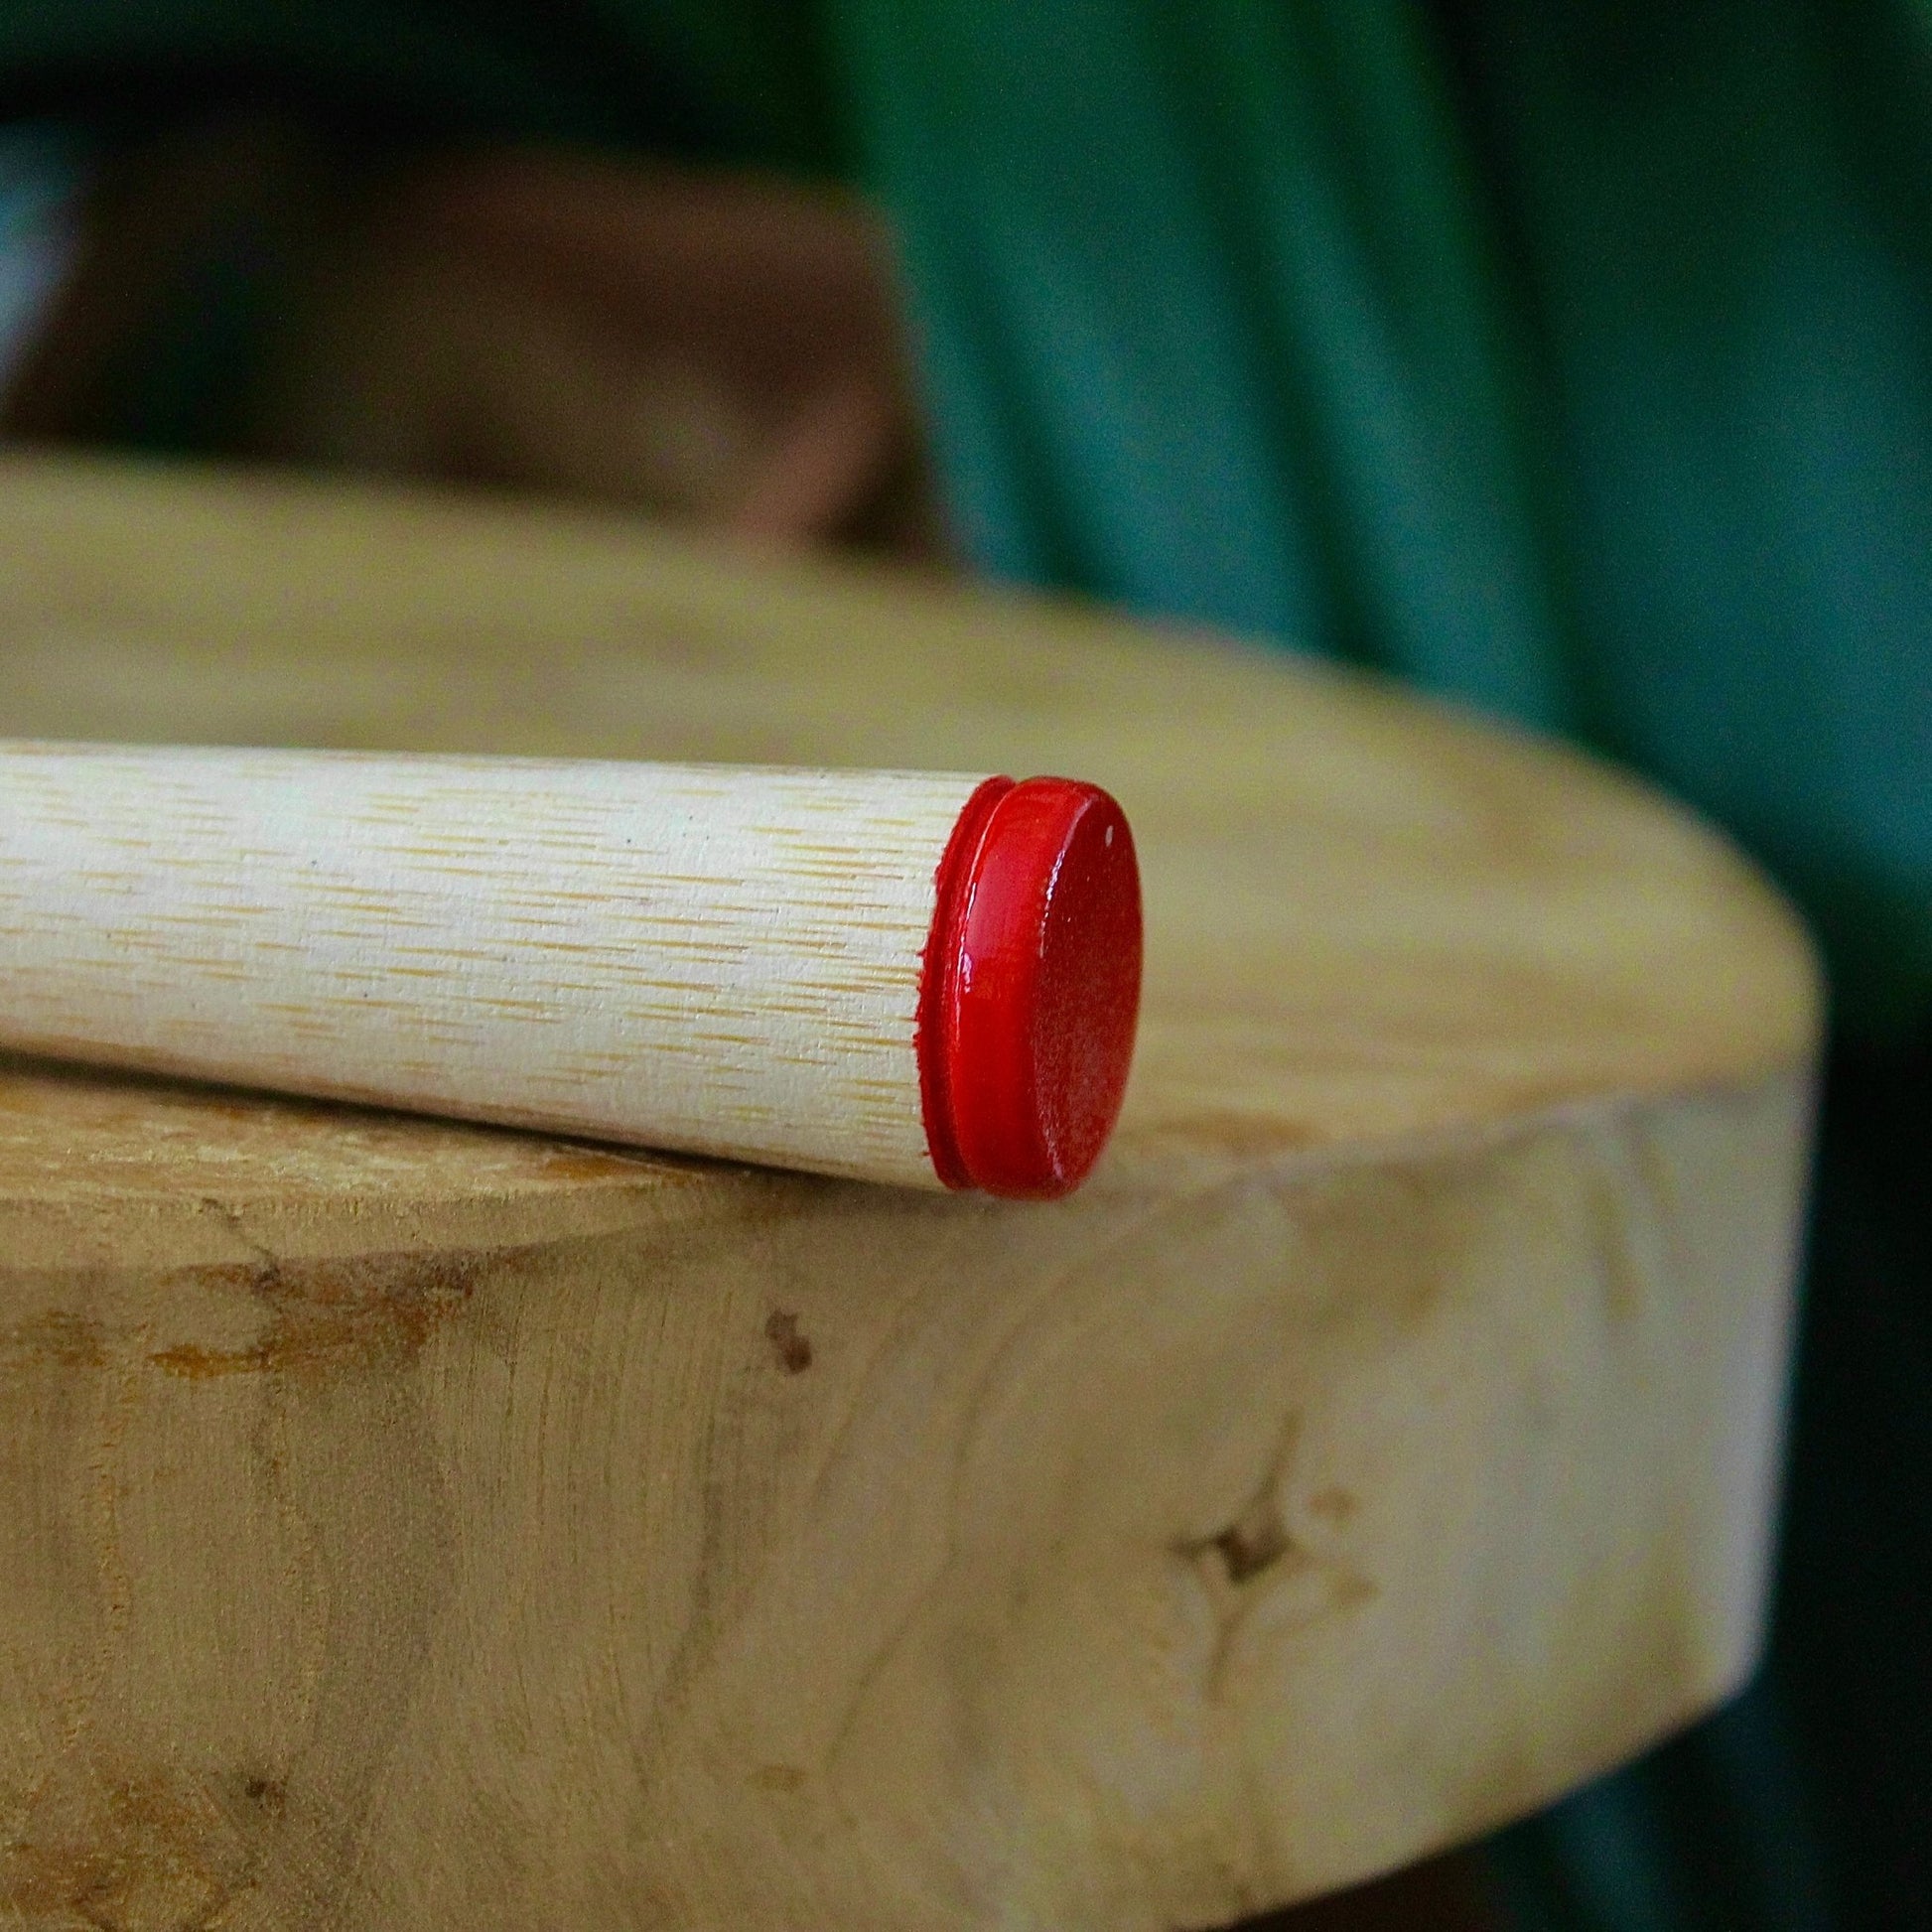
[750,1765,807,1793]
[764,1311,812,1374]
[1213,1504,1294,1586]
[241,1777,286,1818]
[1189,1411,1303,1587]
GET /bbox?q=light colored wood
[0,744,987,1186]
[0,452,1819,1930]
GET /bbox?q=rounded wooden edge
[0,459,1823,1926]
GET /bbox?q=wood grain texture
[0,453,1821,1930]
[0,745,984,1185]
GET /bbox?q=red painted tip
[917,776,1143,1199]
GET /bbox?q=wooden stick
[0,743,1142,1194]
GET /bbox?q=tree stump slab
[0,455,1819,1930]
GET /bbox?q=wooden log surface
[0,453,1819,1931]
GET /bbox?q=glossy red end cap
[917,776,1143,1199]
